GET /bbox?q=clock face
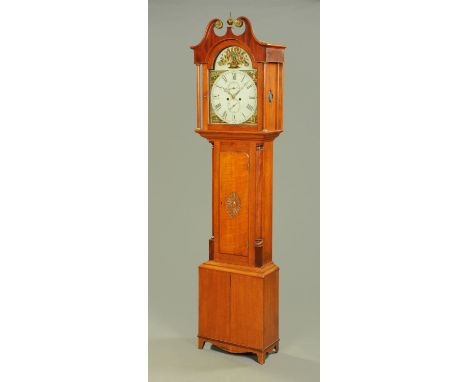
[210,70,257,124]
[209,46,257,125]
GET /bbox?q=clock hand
[228,101,238,111]
[221,86,236,97]
[232,82,248,99]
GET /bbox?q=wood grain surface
[193,16,285,364]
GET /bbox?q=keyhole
[268,90,273,103]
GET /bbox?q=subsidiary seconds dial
[210,70,257,124]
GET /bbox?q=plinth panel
[198,267,230,342]
[231,273,263,349]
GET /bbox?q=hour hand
[215,85,230,95]
[221,86,234,96]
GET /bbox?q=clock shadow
[149,337,319,382]
[209,344,274,363]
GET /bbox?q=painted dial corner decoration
[209,46,257,125]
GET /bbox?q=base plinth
[198,261,279,365]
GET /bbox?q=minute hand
[232,82,248,99]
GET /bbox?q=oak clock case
[191,16,285,365]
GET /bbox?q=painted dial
[210,70,257,124]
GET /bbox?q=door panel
[219,150,250,256]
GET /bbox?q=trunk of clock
[211,139,273,267]
[198,262,279,362]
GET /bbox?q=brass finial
[214,19,223,29]
[227,12,234,26]
[234,17,243,27]
[226,13,243,28]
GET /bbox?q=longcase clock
[191,15,285,364]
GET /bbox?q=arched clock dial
[210,70,257,124]
[209,46,257,125]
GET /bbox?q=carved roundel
[225,192,241,217]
